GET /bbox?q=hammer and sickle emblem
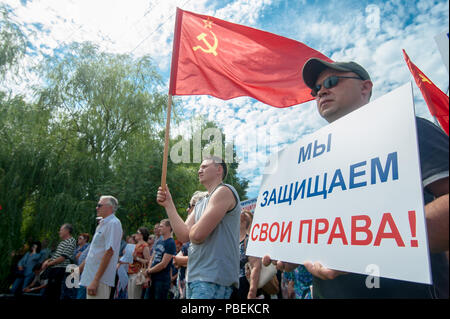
[193,31,218,56]
[418,73,431,84]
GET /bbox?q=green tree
[0,5,27,78]
[0,13,249,292]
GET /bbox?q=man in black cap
[264,58,449,298]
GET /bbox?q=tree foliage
[0,10,248,291]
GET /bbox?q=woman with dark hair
[10,241,43,296]
[127,227,150,299]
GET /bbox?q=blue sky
[3,0,449,199]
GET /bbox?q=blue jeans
[11,273,34,296]
[186,281,233,299]
[60,273,76,299]
[76,286,87,299]
[151,280,170,299]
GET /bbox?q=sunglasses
[311,75,362,97]
[96,204,104,208]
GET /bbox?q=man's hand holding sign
[247,58,449,298]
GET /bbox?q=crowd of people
[7,160,313,300]
[5,57,449,299]
[8,205,311,300]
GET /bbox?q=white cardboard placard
[246,83,432,285]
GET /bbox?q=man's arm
[247,256,261,299]
[87,247,114,296]
[173,251,188,268]
[157,185,195,243]
[46,256,65,268]
[189,186,236,244]
[25,282,47,293]
[147,253,174,275]
[425,177,449,253]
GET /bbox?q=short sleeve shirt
[77,244,90,266]
[80,214,123,287]
[150,237,176,282]
[51,237,76,269]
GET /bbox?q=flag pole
[161,94,173,191]
[160,8,182,191]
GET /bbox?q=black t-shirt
[313,117,449,299]
[150,237,176,282]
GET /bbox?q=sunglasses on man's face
[311,75,362,97]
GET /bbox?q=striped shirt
[50,237,76,268]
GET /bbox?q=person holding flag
[156,156,241,299]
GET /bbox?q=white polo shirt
[80,214,123,287]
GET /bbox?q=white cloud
[3,0,449,199]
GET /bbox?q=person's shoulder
[213,183,237,201]
[165,238,176,248]
[416,116,448,138]
[60,237,74,245]
[106,215,123,229]
[416,116,449,155]
[110,214,122,224]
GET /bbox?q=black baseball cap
[302,58,371,89]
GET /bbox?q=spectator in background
[231,210,253,299]
[73,234,90,265]
[79,196,123,299]
[41,224,76,300]
[281,271,294,299]
[114,235,137,299]
[146,219,176,299]
[40,239,51,261]
[173,191,208,299]
[22,263,48,297]
[10,241,43,297]
[150,223,162,257]
[147,234,156,252]
[74,233,91,299]
[143,224,161,299]
[283,265,313,299]
[127,227,150,299]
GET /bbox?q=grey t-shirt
[187,183,241,288]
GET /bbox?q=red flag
[403,49,449,135]
[169,8,332,108]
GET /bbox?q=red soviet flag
[403,49,449,135]
[169,8,332,108]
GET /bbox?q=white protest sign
[434,30,449,73]
[246,83,432,285]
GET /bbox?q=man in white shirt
[79,195,123,299]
